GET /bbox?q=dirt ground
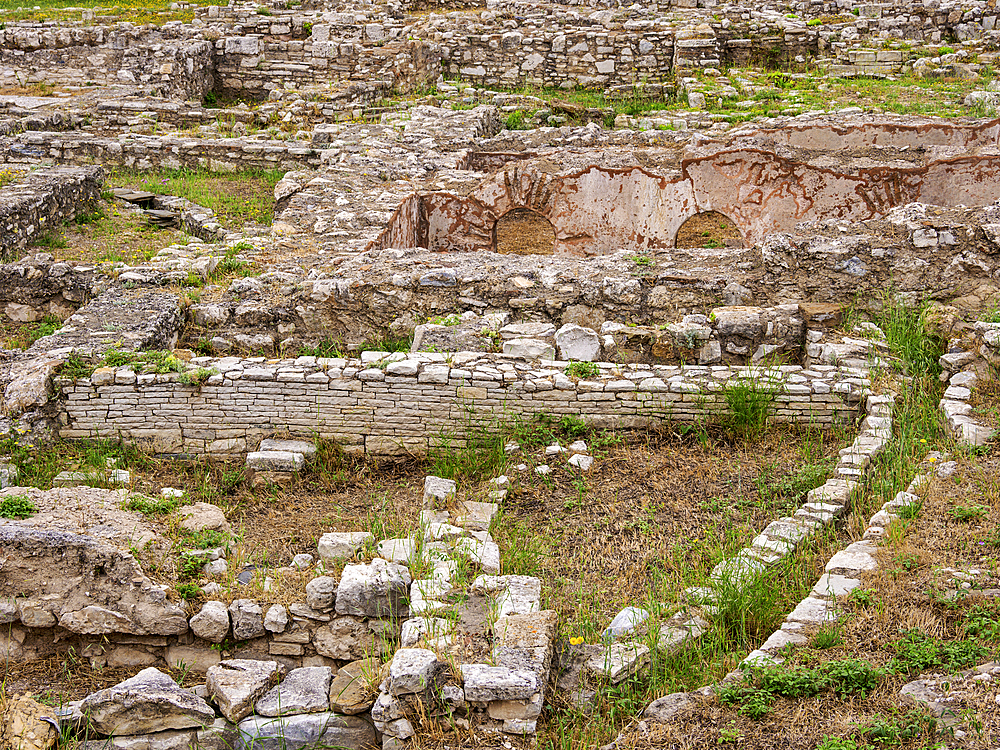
[495,208,556,254]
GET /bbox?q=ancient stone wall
[0,27,213,100]
[0,253,102,324]
[0,131,321,171]
[214,34,441,99]
[0,166,104,262]
[57,355,867,456]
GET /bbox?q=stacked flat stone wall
[0,166,103,262]
[214,35,440,99]
[0,131,321,171]
[443,27,675,89]
[57,354,868,456]
[0,27,213,100]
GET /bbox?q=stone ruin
[2,0,1000,745]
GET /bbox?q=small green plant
[0,494,37,519]
[178,367,217,386]
[848,587,876,607]
[965,602,1000,641]
[180,528,231,550]
[812,623,843,649]
[718,685,774,719]
[126,494,181,516]
[565,361,600,378]
[723,373,777,438]
[950,502,988,522]
[889,630,988,675]
[175,582,202,601]
[428,314,462,326]
[858,709,936,745]
[822,659,884,697]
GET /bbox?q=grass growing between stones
[0,314,63,350]
[39,197,190,266]
[624,449,1000,750]
[106,167,284,229]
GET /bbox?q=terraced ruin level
[2,0,1000,747]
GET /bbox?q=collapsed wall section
[57,356,867,456]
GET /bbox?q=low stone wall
[0,131,321,171]
[57,354,868,456]
[0,166,104,262]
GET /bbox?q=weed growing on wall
[722,367,778,439]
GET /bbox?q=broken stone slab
[811,573,863,599]
[585,642,650,684]
[556,323,600,361]
[454,536,501,575]
[567,453,594,471]
[2,693,58,750]
[51,470,99,488]
[388,648,443,696]
[312,616,389,661]
[189,600,230,643]
[825,540,879,576]
[207,659,285,723]
[376,537,418,564]
[785,596,837,625]
[602,607,649,641]
[81,667,216,735]
[472,575,541,617]
[644,691,695,723]
[400,616,454,648]
[805,479,857,506]
[245,451,305,473]
[422,475,457,507]
[502,337,556,360]
[235,713,376,750]
[453,500,498,531]
[318,531,373,561]
[263,605,288,634]
[259,438,317,458]
[336,559,411,618]
[255,667,333,717]
[0,462,19,489]
[462,664,538,702]
[329,658,382,715]
[305,576,337,611]
[0,526,188,636]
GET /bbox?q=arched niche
[674,211,745,249]
[493,208,556,255]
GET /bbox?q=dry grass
[619,448,1000,750]
[497,425,848,636]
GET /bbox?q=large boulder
[80,667,216,735]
